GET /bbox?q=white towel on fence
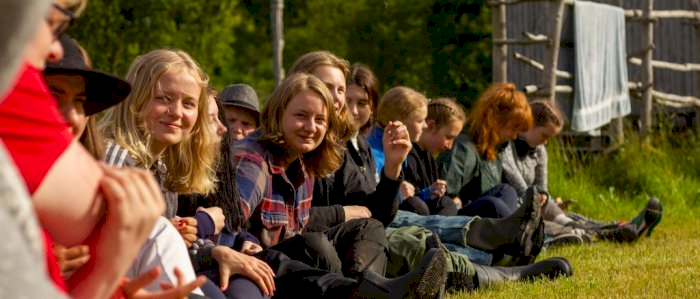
[571,1,631,132]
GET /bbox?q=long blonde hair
[288,50,355,142]
[100,49,217,194]
[259,73,343,178]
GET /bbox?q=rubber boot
[355,248,448,299]
[472,257,573,288]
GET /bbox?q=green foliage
[68,0,493,105]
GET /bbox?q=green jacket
[439,132,502,202]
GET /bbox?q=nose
[349,103,359,116]
[46,37,64,63]
[218,123,228,136]
[304,119,316,133]
[168,101,184,117]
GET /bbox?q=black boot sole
[413,248,448,299]
[520,187,543,257]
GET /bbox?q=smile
[160,121,181,129]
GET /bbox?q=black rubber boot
[473,257,573,288]
[355,248,448,299]
[465,186,543,257]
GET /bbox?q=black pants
[458,184,520,218]
[400,195,459,216]
[271,218,388,280]
[199,249,359,299]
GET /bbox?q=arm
[500,141,530,199]
[233,155,266,221]
[33,141,104,246]
[440,134,478,197]
[306,205,346,231]
[534,145,549,194]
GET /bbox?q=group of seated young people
[0,0,663,298]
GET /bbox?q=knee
[344,218,388,247]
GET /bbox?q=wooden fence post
[540,0,566,101]
[271,0,285,87]
[492,2,507,83]
[610,0,625,144]
[641,0,654,140]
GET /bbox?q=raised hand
[382,121,412,180]
[212,246,276,296]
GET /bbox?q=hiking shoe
[595,223,638,243]
[545,233,584,248]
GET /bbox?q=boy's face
[224,106,258,142]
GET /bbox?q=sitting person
[219,83,260,142]
[439,82,535,219]
[402,97,466,216]
[500,99,663,245]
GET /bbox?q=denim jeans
[388,210,493,265]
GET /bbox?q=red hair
[468,82,532,160]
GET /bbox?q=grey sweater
[500,138,548,205]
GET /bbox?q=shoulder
[104,142,137,167]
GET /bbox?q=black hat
[44,35,131,115]
[219,84,260,117]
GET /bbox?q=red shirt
[0,63,71,292]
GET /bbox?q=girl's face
[46,74,88,140]
[402,106,428,143]
[311,65,346,112]
[224,106,257,142]
[419,118,463,155]
[346,84,372,130]
[281,89,328,157]
[145,70,201,151]
[524,123,562,147]
[207,96,228,143]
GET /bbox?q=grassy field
[448,132,700,298]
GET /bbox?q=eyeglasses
[48,3,76,38]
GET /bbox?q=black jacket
[308,136,401,230]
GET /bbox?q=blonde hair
[288,50,354,142]
[468,82,532,160]
[376,86,428,126]
[259,73,343,178]
[427,97,466,129]
[62,0,87,17]
[100,49,217,194]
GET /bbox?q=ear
[426,119,437,131]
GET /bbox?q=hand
[399,181,415,199]
[452,196,463,208]
[55,244,90,277]
[429,180,447,199]
[538,193,548,206]
[121,267,206,299]
[382,121,412,179]
[342,205,372,222]
[197,206,225,235]
[241,241,263,255]
[170,217,197,248]
[212,246,276,296]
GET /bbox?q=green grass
[448,132,700,298]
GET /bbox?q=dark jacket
[404,143,439,199]
[308,136,401,230]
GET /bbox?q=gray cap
[220,84,260,115]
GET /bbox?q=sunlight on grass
[447,133,700,298]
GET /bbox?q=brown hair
[288,50,354,142]
[376,86,428,126]
[468,82,532,160]
[427,97,466,130]
[530,99,564,128]
[259,73,342,178]
[348,63,379,134]
[80,118,105,160]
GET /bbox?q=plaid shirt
[232,131,313,248]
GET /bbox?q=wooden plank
[523,31,549,41]
[540,0,567,100]
[271,0,284,87]
[513,52,572,78]
[626,9,700,20]
[641,0,654,138]
[652,90,700,107]
[492,1,508,82]
[628,57,700,72]
[493,39,551,45]
[487,0,556,6]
